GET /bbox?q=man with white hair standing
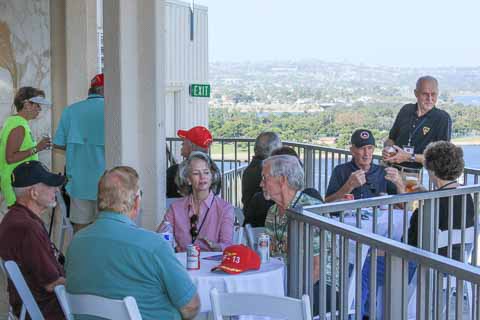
[383,75,452,169]
[0,161,66,319]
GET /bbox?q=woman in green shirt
[0,87,52,207]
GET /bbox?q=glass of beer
[404,173,420,192]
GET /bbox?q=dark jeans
[313,282,340,315]
[361,255,416,318]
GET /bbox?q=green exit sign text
[189,84,211,97]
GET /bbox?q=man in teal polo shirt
[65,166,200,320]
[53,74,105,232]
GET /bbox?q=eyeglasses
[261,174,274,182]
[190,214,199,240]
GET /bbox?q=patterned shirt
[265,190,337,288]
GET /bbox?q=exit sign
[189,84,211,97]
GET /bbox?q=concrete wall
[0,0,52,168]
[165,0,209,161]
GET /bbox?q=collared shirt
[326,160,398,199]
[264,191,337,288]
[164,191,234,252]
[264,191,323,261]
[0,204,64,319]
[66,211,197,320]
[53,94,105,200]
[389,103,452,168]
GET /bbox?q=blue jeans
[361,255,417,318]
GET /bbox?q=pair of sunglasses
[190,214,199,240]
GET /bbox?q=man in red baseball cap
[166,126,213,198]
[53,73,105,232]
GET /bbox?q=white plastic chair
[407,226,475,319]
[245,224,266,250]
[54,285,142,320]
[233,225,244,244]
[2,261,44,320]
[55,190,73,253]
[234,207,245,226]
[210,287,312,320]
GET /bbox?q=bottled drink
[160,221,175,249]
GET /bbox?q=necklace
[437,181,458,190]
[190,195,215,243]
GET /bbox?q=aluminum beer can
[257,233,270,263]
[186,244,200,270]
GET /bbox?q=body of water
[461,145,480,169]
[453,96,480,106]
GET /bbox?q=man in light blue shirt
[65,166,200,320]
[53,74,105,232]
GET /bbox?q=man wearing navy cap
[54,73,105,232]
[325,129,405,202]
[0,161,66,319]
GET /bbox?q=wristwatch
[31,147,37,155]
[410,153,416,162]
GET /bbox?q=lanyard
[190,195,215,243]
[274,191,303,248]
[408,116,428,146]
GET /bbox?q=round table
[175,251,285,314]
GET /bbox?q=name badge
[403,145,414,154]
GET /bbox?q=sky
[196,0,480,68]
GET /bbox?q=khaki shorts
[70,198,98,225]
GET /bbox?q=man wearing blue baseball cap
[325,129,405,202]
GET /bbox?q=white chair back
[245,224,266,250]
[233,226,244,244]
[407,226,475,319]
[55,190,74,253]
[3,261,44,320]
[210,288,312,320]
[54,285,142,320]
[437,226,475,259]
[234,207,245,226]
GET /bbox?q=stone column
[50,0,98,251]
[103,0,166,229]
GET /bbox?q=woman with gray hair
[158,152,234,252]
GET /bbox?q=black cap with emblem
[351,129,376,148]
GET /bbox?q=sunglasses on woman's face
[190,214,199,239]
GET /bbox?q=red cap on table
[211,245,261,274]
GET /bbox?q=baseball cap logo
[360,131,370,139]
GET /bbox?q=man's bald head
[97,166,140,214]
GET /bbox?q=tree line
[209,104,480,148]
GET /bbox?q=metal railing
[287,185,480,320]
[167,136,480,206]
